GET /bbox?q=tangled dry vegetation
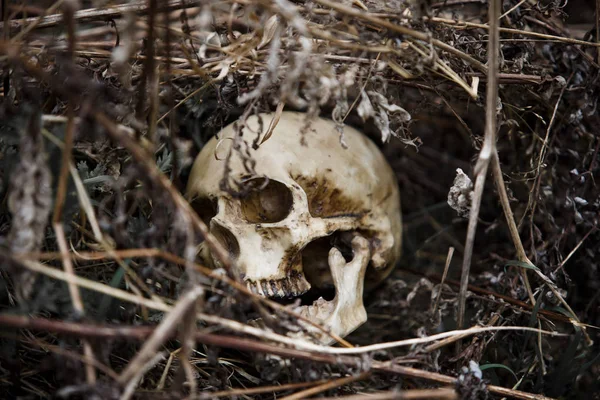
[0,0,599,399]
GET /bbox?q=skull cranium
[186,112,401,343]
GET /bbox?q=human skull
[186,111,401,343]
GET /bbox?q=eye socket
[190,196,218,226]
[240,178,293,223]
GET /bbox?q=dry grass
[0,0,599,399]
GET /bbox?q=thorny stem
[457,0,500,331]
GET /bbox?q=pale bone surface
[186,111,402,343]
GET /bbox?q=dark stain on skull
[292,174,367,218]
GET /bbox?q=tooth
[272,281,283,297]
[247,281,259,295]
[260,281,270,297]
[280,279,290,297]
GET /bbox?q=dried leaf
[364,91,412,142]
[257,15,280,50]
[367,91,411,122]
[447,168,473,218]
[357,91,375,121]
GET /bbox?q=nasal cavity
[210,223,240,262]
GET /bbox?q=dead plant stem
[0,258,568,356]
[9,0,64,42]
[520,76,569,231]
[280,372,370,400]
[429,17,600,48]
[315,388,458,400]
[554,226,598,274]
[50,10,97,379]
[491,153,592,344]
[52,223,97,385]
[597,0,600,63]
[0,314,558,400]
[121,352,167,400]
[0,0,197,31]
[307,0,488,72]
[187,380,330,399]
[432,247,454,316]
[491,153,535,305]
[457,0,500,331]
[118,285,204,385]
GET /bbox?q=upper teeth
[245,273,311,298]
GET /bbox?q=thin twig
[0,0,197,31]
[492,154,535,306]
[520,76,569,231]
[492,152,593,345]
[186,380,330,399]
[9,0,65,42]
[118,285,205,385]
[309,0,488,72]
[597,0,600,63]
[121,352,167,400]
[280,372,370,400]
[0,258,569,356]
[315,387,458,400]
[553,227,598,274]
[432,247,454,316]
[457,0,500,331]
[50,4,96,380]
[428,17,600,47]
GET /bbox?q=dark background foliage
[0,0,599,399]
